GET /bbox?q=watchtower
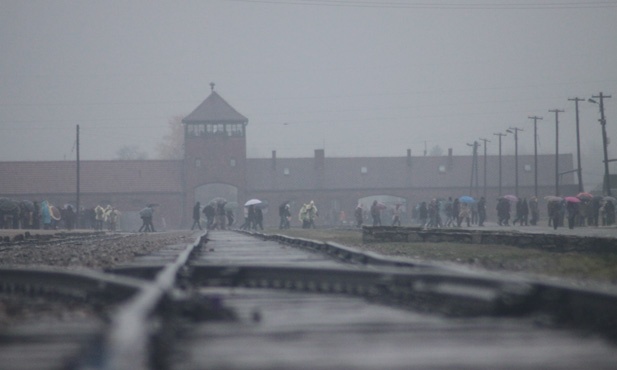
[182,83,248,223]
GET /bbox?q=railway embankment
[362,226,617,253]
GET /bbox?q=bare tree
[116,145,148,160]
[156,116,185,160]
[429,145,444,157]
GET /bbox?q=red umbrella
[565,196,581,203]
[576,192,593,199]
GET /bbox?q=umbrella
[565,196,581,203]
[544,195,563,202]
[244,199,262,206]
[255,200,269,209]
[50,205,61,220]
[576,192,593,199]
[603,196,617,202]
[458,196,475,203]
[503,195,518,202]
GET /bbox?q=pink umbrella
[565,196,581,203]
[503,194,518,202]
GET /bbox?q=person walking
[451,198,460,228]
[191,202,202,230]
[203,203,215,229]
[306,201,318,228]
[370,200,382,226]
[254,206,264,230]
[139,205,154,232]
[477,197,486,226]
[391,204,402,226]
[458,203,471,227]
[354,204,364,227]
[566,200,578,229]
[279,202,291,229]
[529,197,539,226]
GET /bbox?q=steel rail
[102,230,208,370]
[0,266,145,303]
[231,230,617,342]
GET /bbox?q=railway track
[1,230,617,369]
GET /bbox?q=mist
[1,1,616,190]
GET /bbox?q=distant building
[0,87,577,229]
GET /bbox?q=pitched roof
[0,160,183,196]
[182,91,248,124]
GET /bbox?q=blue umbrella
[459,196,475,203]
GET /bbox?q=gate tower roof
[182,88,248,125]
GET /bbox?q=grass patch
[265,228,617,287]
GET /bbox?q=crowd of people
[186,192,617,232]
[411,193,617,230]
[413,196,487,228]
[191,200,236,231]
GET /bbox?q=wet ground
[172,230,617,370]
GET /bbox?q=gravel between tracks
[0,230,198,327]
[0,230,198,270]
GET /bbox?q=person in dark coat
[139,205,154,232]
[551,200,565,230]
[247,205,256,230]
[279,202,291,229]
[215,201,227,230]
[254,206,263,230]
[370,200,381,226]
[512,199,523,225]
[451,199,460,228]
[566,201,578,229]
[496,198,510,226]
[605,200,615,225]
[191,202,202,230]
[203,203,215,229]
[354,205,364,228]
[477,197,486,226]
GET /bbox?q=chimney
[271,150,277,169]
[406,149,412,167]
[447,148,453,170]
[314,149,325,189]
[314,149,325,169]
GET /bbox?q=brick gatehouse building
[0,87,577,230]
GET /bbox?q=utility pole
[549,109,565,196]
[76,124,80,229]
[493,132,507,196]
[591,93,612,196]
[569,98,585,192]
[507,127,523,197]
[467,141,479,197]
[528,116,543,197]
[479,138,490,198]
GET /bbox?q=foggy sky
[1,1,616,188]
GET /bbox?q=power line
[228,0,617,10]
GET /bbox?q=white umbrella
[244,199,262,206]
